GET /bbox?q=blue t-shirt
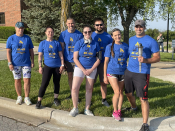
[128,35,159,74]
[74,38,100,69]
[91,32,113,63]
[6,34,34,66]
[58,29,83,63]
[104,42,129,75]
[38,40,62,68]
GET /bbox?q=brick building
[0,0,27,27]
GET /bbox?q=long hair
[111,28,121,57]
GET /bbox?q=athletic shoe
[118,111,122,117]
[102,100,110,107]
[53,98,60,106]
[69,107,79,117]
[65,95,71,100]
[122,106,137,111]
[139,123,150,131]
[16,96,22,105]
[112,111,121,121]
[84,109,94,116]
[24,97,32,105]
[35,101,41,109]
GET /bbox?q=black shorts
[94,63,104,83]
[65,61,75,72]
[107,74,124,82]
[124,69,150,100]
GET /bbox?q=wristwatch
[61,65,64,66]
[8,62,12,66]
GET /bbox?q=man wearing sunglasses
[58,18,83,100]
[124,20,160,131]
[91,18,113,107]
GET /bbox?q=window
[0,13,5,24]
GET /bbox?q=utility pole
[61,0,72,32]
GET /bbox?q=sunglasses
[84,31,92,34]
[95,24,103,26]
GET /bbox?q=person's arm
[103,57,109,84]
[6,48,14,71]
[58,51,64,74]
[60,42,64,54]
[73,51,87,75]
[38,52,43,74]
[138,52,160,64]
[29,48,34,68]
[86,58,100,76]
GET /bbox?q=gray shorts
[65,61,75,72]
[94,63,104,83]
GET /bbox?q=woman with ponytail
[104,28,129,121]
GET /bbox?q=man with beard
[91,18,113,107]
[124,20,160,131]
[58,18,83,100]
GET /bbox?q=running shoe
[139,123,150,131]
[54,98,60,106]
[35,101,41,109]
[69,107,79,117]
[122,106,137,111]
[112,111,121,121]
[102,100,110,107]
[84,109,94,116]
[16,96,22,105]
[65,95,71,100]
[24,97,32,105]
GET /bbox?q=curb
[0,97,175,131]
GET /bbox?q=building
[0,0,27,27]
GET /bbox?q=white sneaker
[16,96,22,105]
[84,109,94,116]
[102,100,110,107]
[24,97,32,105]
[69,107,79,117]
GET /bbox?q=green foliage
[22,0,61,42]
[0,27,30,39]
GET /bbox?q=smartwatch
[8,62,12,66]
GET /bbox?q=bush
[0,27,31,39]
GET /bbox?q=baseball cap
[135,20,145,27]
[15,22,24,28]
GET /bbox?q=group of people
[6,18,160,131]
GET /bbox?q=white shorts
[12,66,31,79]
[74,67,97,79]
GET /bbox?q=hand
[9,64,14,71]
[59,66,64,74]
[82,69,88,75]
[103,76,109,84]
[31,62,34,68]
[138,56,146,63]
[86,69,93,76]
[39,67,43,74]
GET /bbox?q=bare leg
[72,76,84,108]
[100,82,107,99]
[15,79,22,96]
[118,81,124,110]
[140,98,149,124]
[85,78,94,110]
[126,93,137,108]
[23,78,30,97]
[68,72,73,92]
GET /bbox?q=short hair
[94,18,104,24]
[67,17,75,23]
[45,26,54,32]
[83,25,92,31]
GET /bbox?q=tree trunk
[61,0,72,32]
[123,25,130,44]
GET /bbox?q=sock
[131,106,137,110]
[102,98,106,102]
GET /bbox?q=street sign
[172,40,175,59]
[172,40,175,47]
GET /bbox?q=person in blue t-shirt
[35,26,64,109]
[58,18,83,100]
[69,25,100,117]
[104,28,129,121]
[6,22,34,106]
[91,18,113,107]
[124,20,160,131]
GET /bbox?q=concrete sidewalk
[0,97,174,131]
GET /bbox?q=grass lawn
[160,52,175,62]
[0,56,175,117]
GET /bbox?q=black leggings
[38,65,61,97]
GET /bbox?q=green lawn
[160,52,175,62]
[0,56,175,117]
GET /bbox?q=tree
[22,0,61,42]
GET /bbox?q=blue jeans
[158,42,164,52]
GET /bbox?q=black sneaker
[65,95,71,100]
[36,101,41,109]
[54,98,60,106]
[139,123,150,131]
[122,106,137,111]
